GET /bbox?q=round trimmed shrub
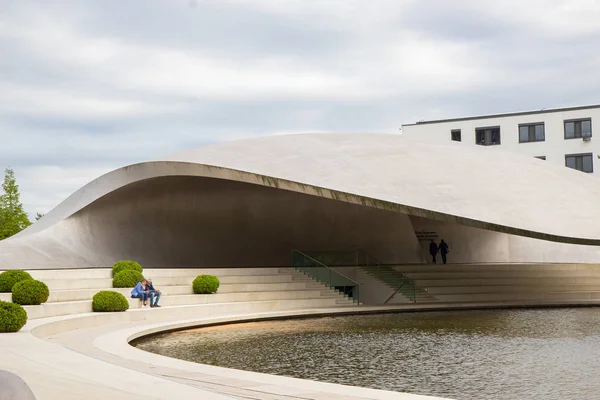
[113,270,144,288]
[92,291,129,312]
[112,260,143,276]
[0,270,33,293]
[12,279,49,305]
[193,275,220,294]
[0,300,28,332]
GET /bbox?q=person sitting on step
[131,278,150,307]
[145,278,162,308]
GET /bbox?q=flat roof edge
[401,104,600,127]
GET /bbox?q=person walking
[429,240,438,264]
[439,239,449,265]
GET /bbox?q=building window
[564,119,592,139]
[475,126,501,146]
[565,153,593,173]
[535,156,546,160]
[519,123,545,143]
[451,129,461,142]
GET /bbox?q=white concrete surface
[1,303,457,400]
[5,267,355,319]
[3,264,600,400]
[4,134,600,269]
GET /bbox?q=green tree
[35,212,44,221]
[0,168,31,240]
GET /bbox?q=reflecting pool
[134,308,600,400]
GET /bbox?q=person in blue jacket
[145,278,162,308]
[131,279,149,307]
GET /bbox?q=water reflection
[134,308,600,400]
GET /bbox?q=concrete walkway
[4,301,596,400]
[0,303,464,400]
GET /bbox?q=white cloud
[1,0,600,215]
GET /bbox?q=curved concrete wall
[3,133,600,269]
[2,177,424,268]
[411,216,600,263]
[0,371,37,400]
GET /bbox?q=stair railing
[291,250,361,304]
[383,275,417,304]
[299,248,381,267]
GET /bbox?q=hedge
[0,300,28,332]
[12,279,50,306]
[0,270,33,293]
[92,291,129,312]
[112,260,143,276]
[193,275,220,294]
[113,270,144,288]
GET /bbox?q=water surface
[134,308,600,400]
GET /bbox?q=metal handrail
[384,283,405,304]
[292,250,361,286]
[299,248,381,267]
[355,248,381,267]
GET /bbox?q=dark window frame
[475,125,501,146]
[451,129,461,142]
[519,122,545,143]
[564,118,592,140]
[565,152,593,173]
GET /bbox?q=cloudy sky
[1,0,600,216]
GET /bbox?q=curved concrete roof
[18,133,600,241]
[3,133,600,268]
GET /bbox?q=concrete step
[41,274,300,290]
[424,284,600,295]
[28,269,113,280]
[392,264,600,273]
[5,282,330,303]
[43,278,114,290]
[23,296,348,320]
[126,290,349,308]
[24,267,292,280]
[143,267,288,278]
[23,300,92,319]
[429,291,600,303]
[405,270,599,280]
[409,277,600,286]
[218,282,315,293]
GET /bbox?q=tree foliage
[0,168,31,240]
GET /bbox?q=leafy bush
[0,270,33,293]
[112,260,143,276]
[92,291,129,312]
[113,270,144,288]
[0,300,28,332]
[193,275,220,294]
[12,279,50,305]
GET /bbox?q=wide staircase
[291,250,362,304]
[292,249,423,304]
[360,265,435,303]
[0,267,356,320]
[395,263,600,304]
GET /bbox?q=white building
[401,104,599,175]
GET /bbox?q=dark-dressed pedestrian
[429,240,438,264]
[439,239,449,264]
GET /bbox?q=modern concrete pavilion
[3,133,600,269]
[3,133,600,400]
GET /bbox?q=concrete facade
[401,104,600,175]
[3,133,600,269]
